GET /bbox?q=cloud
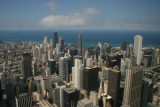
[46,0,57,10]
[39,8,99,28]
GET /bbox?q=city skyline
[0,0,160,31]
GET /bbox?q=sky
[0,0,160,31]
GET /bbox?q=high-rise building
[103,67,109,80]
[15,93,33,107]
[120,58,127,79]
[48,59,56,75]
[120,42,127,50]
[83,66,99,95]
[59,57,68,81]
[77,98,93,107]
[78,34,82,56]
[63,87,80,107]
[50,38,53,49]
[154,48,160,65]
[39,100,53,107]
[74,59,84,90]
[32,60,37,76]
[122,66,143,107]
[59,37,64,52]
[54,31,58,48]
[141,77,153,107]
[128,44,133,58]
[43,36,48,45]
[134,35,143,65]
[21,53,32,80]
[108,69,121,107]
[90,91,98,106]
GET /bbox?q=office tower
[15,93,33,107]
[122,66,143,107]
[108,69,121,107]
[74,59,84,90]
[21,53,32,80]
[53,85,66,107]
[59,37,64,51]
[128,44,133,58]
[78,33,82,56]
[90,91,98,106]
[43,36,48,45]
[56,43,61,54]
[59,57,68,81]
[32,60,37,76]
[73,55,83,66]
[86,58,93,67]
[120,42,127,50]
[83,66,99,95]
[141,77,153,107]
[144,55,152,68]
[28,79,34,93]
[154,49,160,65]
[48,50,52,59]
[77,98,93,107]
[39,100,53,107]
[63,87,80,107]
[48,59,56,75]
[50,38,53,49]
[98,78,104,99]
[120,58,127,79]
[134,35,143,65]
[103,67,109,80]
[14,82,27,96]
[5,79,15,100]
[54,31,58,48]
[42,54,47,63]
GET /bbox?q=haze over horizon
[0,0,160,31]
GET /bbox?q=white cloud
[46,0,57,10]
[39,8,99,28]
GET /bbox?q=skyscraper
[108,69,121,107]
[48,59,56,75]
[122,66,143,107]
[78,34,82,56]
[74,59,84,90]
[21,53,32,80]
[59,37,64,52]
[83,66,99,95]
[59,57,68,81]
[63,87,80,107]
[15,93,33,107]
[54,31,58,48]
[134,35,143,65]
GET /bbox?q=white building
[74,59,84,90]
[15,93,33,107]
[134,35,143,65]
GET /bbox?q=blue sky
[0,0,160,31]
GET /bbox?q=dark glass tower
[83,66,99,95]
[78,34,82,56]
[54,31,58,48]
[21,53,32,80]
[108,69,121,107]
